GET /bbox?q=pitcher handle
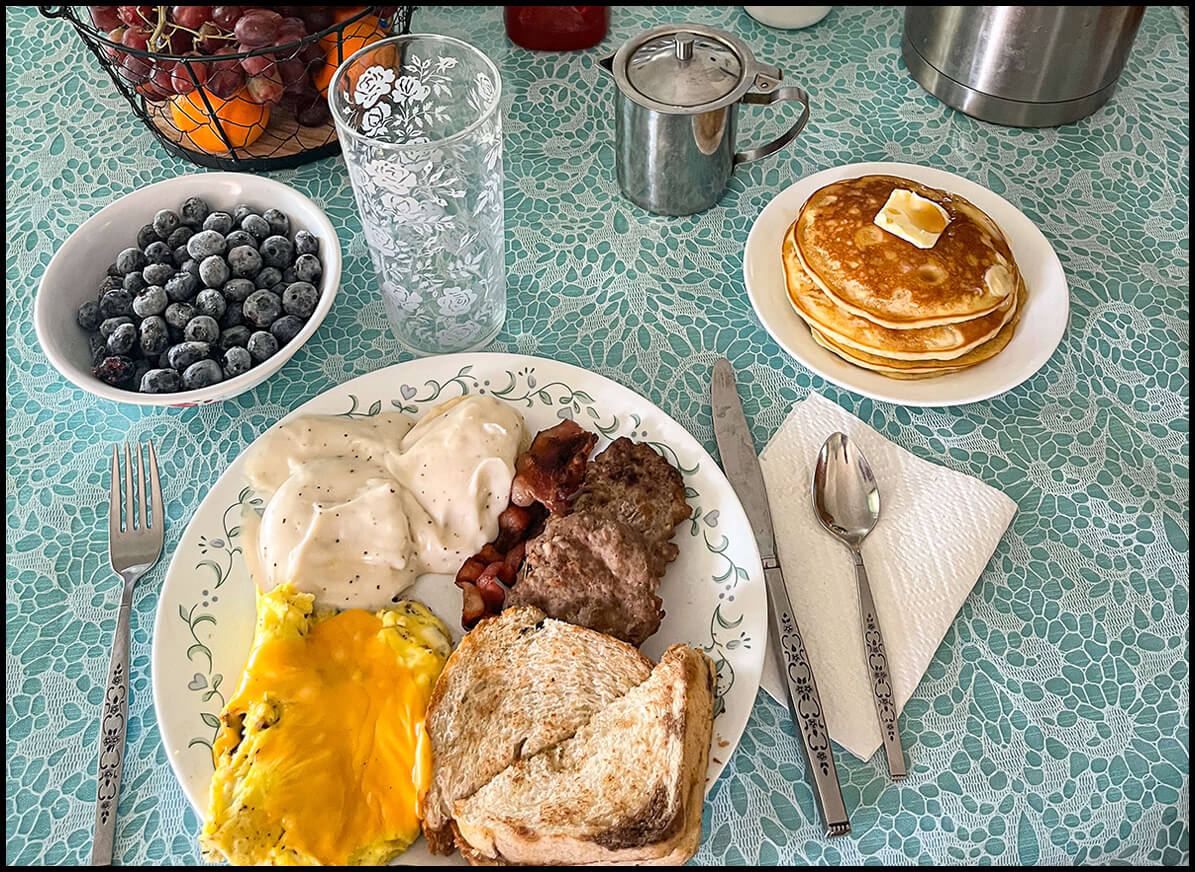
[734,68,811,166]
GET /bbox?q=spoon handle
[852,551,907,779]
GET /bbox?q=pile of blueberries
[77,196,324,394]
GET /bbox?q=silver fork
[92,442,164,866]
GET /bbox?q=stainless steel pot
[902,6,1145,128]
[598,23,810,216]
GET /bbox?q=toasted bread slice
[422,606,654,853]
[451,644,716,866]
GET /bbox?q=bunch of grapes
[88,6,394,127]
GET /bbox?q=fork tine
[148,440,163,535]
[124,442,136,531]
[109,446,121,539]
[136,442,148,532]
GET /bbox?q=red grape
[121,26,150,50]
[277,57,306,89]
[171,55,208,93]
[211,5,243,29]
[296,94,331,127]
[90,6,123,31]
[241,51,277,77]
[276,16,307,46]
[207,49,246,98]
[117,6,154,27]
[302,8,333,32]
[246,72,284,106]
[171,6,213,30]
[115,51,152,85]
[160,26,192,55]
[147,61,176,98]
[234,9,282,47]
[195,21,225,52]
[103,26,128,59]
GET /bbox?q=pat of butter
[873,188,951,249]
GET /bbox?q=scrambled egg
[200,584,451,866]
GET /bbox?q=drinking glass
[329,35,505,354]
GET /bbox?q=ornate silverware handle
[92,580,133,865]
[764,560,851,837]
[852,551,907,779]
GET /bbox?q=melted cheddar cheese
[200,585,450,866]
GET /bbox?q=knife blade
[711,358,850,838]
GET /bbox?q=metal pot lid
[608,23,760,114]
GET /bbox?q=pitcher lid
[605,23,762,114]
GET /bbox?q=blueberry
[222,277,255,302]
[166,225,195,250]
[165,271,199,302]
[219,325,252,349]
[224,229,256,251]
[136,224,158,249]
[232,204,253,227]
[243,289,282,328]
[89,331,109,365]
[99,275,124,293]
[157,348,173,368]
[179,258,201,280]
[167,324,185,345]
[222,345,253,378]
[293,229,319,256]
[77,300,103,331]
[106,322,138,355]
[280,265,299,285]
[140,368,181,394]
[100,316,134,338]
[241,213,271,241]
[294,253,323,284]
[122,271,148,293]
[220,301,245,329]
[100,289,134,318]
[259,235,294,269]
[116,247,148,275]
[203,211,234,235]
[153,209,181,239]
[182,359,224,390]
[281,281,319,318]
[187,229,226,259]
[247,330,279,362]
[93,355,136,386]
[173,245,192,268]
[229,245,264,279]
[179,196,210,228]
[185,314,221,344]
[199,254,231,288]
[168,341,212,370]
[144,240,174,265]
[269,281,289,297]
[270,314,306,346]
[253,266,281,289]
[107,262,125,278]
[139,316,170,355]
[164,302,197,330]
[130,359,153,391]
[142,262,174,287]
[132,285,169,318]
[195,288,227,319]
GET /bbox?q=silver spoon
[812,432,907,779]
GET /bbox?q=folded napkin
[757,392,1017,762]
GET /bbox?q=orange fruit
[170,88,271,154]
[314,17,388,96]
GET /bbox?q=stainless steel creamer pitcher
[599,23,811,216]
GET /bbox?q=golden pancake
[808,280,1024,379]
[783,223,1018,361]
[795,174,1019,329]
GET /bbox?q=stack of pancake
[784,174,1026,379]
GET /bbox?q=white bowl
[34,172,341,407]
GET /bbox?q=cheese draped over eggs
[241,395,526,610]
[200,584,452,866]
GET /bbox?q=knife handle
[763,559,851,837]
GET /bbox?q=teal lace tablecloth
[6,5,1189,866]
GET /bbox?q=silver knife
[711,358,850,838]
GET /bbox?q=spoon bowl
[812,432,881,549]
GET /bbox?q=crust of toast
[422,607,654,854]
[451,645,716,866]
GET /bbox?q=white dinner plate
[152,352,766,864]
[744,161,1070,407]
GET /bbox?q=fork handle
[852,550,907,779]
[92,579,133,865]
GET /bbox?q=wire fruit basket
[41,6,415,171]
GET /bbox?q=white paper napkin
[757,392,1017,762]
